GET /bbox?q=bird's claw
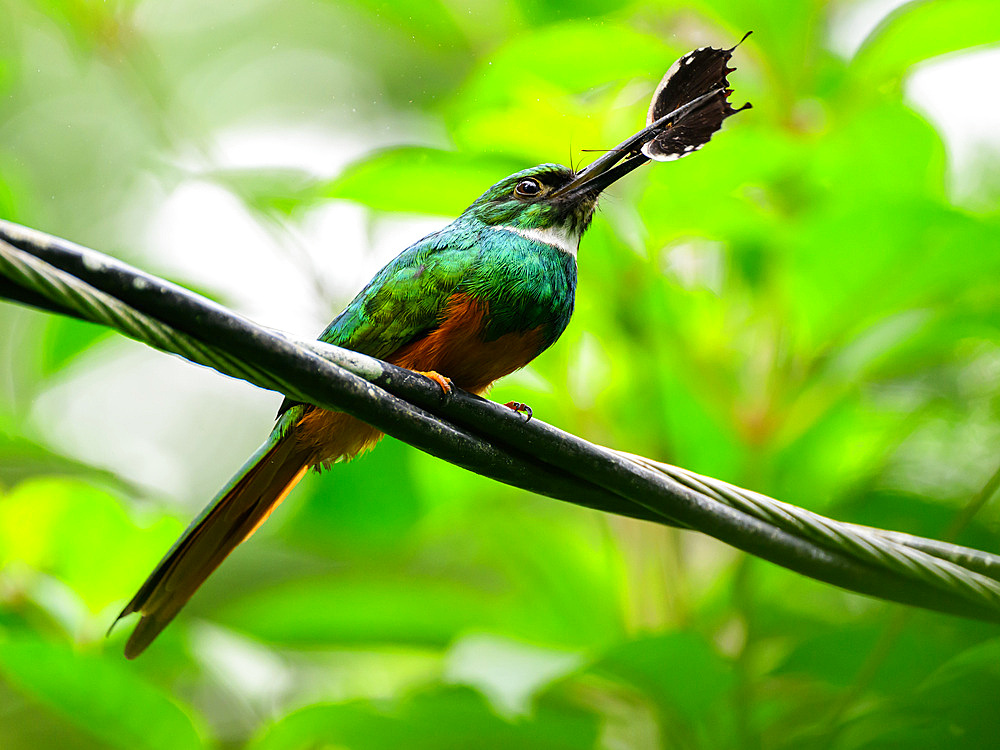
[416,370,453,395]
[503,401,533,421]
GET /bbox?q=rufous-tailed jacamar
[115,39,750,657]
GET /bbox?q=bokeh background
[2,0,1000,747]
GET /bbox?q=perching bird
[114,42,751,657]
[113,162,617,657]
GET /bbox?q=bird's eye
[514,178,543,198]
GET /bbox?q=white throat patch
[494,225,580,258]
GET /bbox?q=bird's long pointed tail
[113,429,312,659]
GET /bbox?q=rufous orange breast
[294,293,543,466]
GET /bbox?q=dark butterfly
[642,31,753,161]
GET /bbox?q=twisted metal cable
[623,453,1000,602]
[0,239,304,402]
[658,462,1000,578]
[3,222,1000,621]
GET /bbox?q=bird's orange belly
[391,293,544,392]
[294,293,544,465]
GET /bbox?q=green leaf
[323,148,524,216]
[0,478,182,613]
[0,170,16,217]
[689,0,819,91]
[0,635,203,750]
[593,632,736,721]
[212,574,515,648]
[775,623,952,691]
[31,0,143,53]
[342,0,471,48]
[205,166,323,217]
[544,632,738,749]
[837,638,1000,749]
[446,23,673,162]
[0,675,107,750]
[39,316,112,375]
[283,438,425,552]
[514,0,632,25]
[0,433,124,488]
[213,498,627,649]
[457,21,671,98]
[249,686,598,750]
[853,0,1000,84]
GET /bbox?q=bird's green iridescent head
[454,149,652,257]
[464,164,596,237]
[462,153,648,239]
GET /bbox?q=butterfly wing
[642,32,752,161]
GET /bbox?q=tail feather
[115,431,312,659]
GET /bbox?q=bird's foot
[416,370,453,395]
[503,401,533,421]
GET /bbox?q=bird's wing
[319,232,477,357]
[276,231,478,418]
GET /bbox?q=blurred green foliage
[2,0,1000,747]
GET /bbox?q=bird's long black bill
[551,87,727,198]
